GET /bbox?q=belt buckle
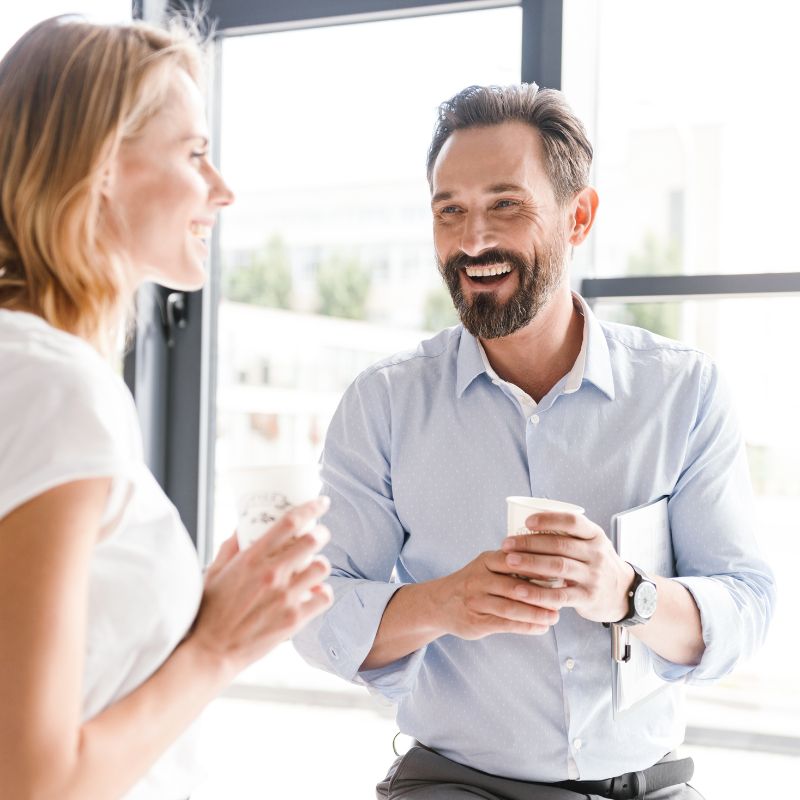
[609,769,645,800]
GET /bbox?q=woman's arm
[0,479,331,800]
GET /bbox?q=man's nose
[459,212,498,257]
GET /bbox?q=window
[563,0,800,789]
[199,6,524,796]
[212,4,521,558]
[563,0,800,280]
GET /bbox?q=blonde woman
[0,17,332,800]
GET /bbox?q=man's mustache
[442,248,531,274]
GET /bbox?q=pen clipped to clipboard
[611,623,631,664]
[609,496,674,715]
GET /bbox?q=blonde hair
[0,16,205,351]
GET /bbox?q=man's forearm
[360,581,448,671]
[631,577,704,666]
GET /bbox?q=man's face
[430,121,569,339]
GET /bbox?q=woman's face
[106,68,234,291]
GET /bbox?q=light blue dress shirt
[293,296,775,782]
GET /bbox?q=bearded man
[294,84,774,800]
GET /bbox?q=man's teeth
[190,222,211,238]
[465,264,512,278]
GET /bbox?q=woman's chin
[145,259,207,292]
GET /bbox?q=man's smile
[462,263,514,289]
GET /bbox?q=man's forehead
[431,122,549,195]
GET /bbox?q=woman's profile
[0,16,332,799]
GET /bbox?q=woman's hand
[187,496,333,679]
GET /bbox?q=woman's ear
[99,160,116,199]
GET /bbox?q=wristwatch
[615,563,657,627]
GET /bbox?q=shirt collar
[455,292,615,401]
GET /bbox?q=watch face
[634,582,658,618]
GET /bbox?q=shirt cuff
[650,576,742,683]
[317,578,427,702]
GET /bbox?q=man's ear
[568,186,599,246]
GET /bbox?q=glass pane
[562,0,800,277]
[593,296,800,741]
[212,7,521,692]
[1,2,131,57]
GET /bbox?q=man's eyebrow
[181,135,209,146]
[431,183,527,204]
[486,182,526,194]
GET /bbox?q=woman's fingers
[245,496,330,560]
[265,524,330,580]
[285,555,331,601]
[192,499,334,670]
[204,532,240,582]
[240,571,333,645]
[298,582,334,619]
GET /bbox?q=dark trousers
[376,745,705,799]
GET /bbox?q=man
[293,84,774,799]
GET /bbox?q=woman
[0,16,332,799]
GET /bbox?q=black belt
[552,755,694,800]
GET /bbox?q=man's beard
[437,236,567,339]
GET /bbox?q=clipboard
[610,496,675,716]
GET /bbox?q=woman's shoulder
[1,309,130,399]
[0,310,142,522]
[0,309,139,458]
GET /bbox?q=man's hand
[501,511,634,624]
[429,550,561,640]
[360,550,561,670]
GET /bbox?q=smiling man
[293,84,774,800]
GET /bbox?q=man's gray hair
[426,83,593,205]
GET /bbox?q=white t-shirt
[0,309,204,800]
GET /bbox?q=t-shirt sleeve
[0,356,139,530]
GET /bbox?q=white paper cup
[231,464,323,550]
[505,496,585,588]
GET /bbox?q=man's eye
[191,151,208,161]
[495,199,518,209]
[439,206,460,215]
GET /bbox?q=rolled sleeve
[292,369,426,702]
[652,358,776,683]
[296,577,426,701]
[651,572,775,683]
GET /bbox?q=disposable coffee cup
[231,464,323,550]
[505,496,585,588]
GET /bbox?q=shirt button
[565,658,575,671]
[573,738,583,751]
[329,647,338,659]
[530,414,540,424]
